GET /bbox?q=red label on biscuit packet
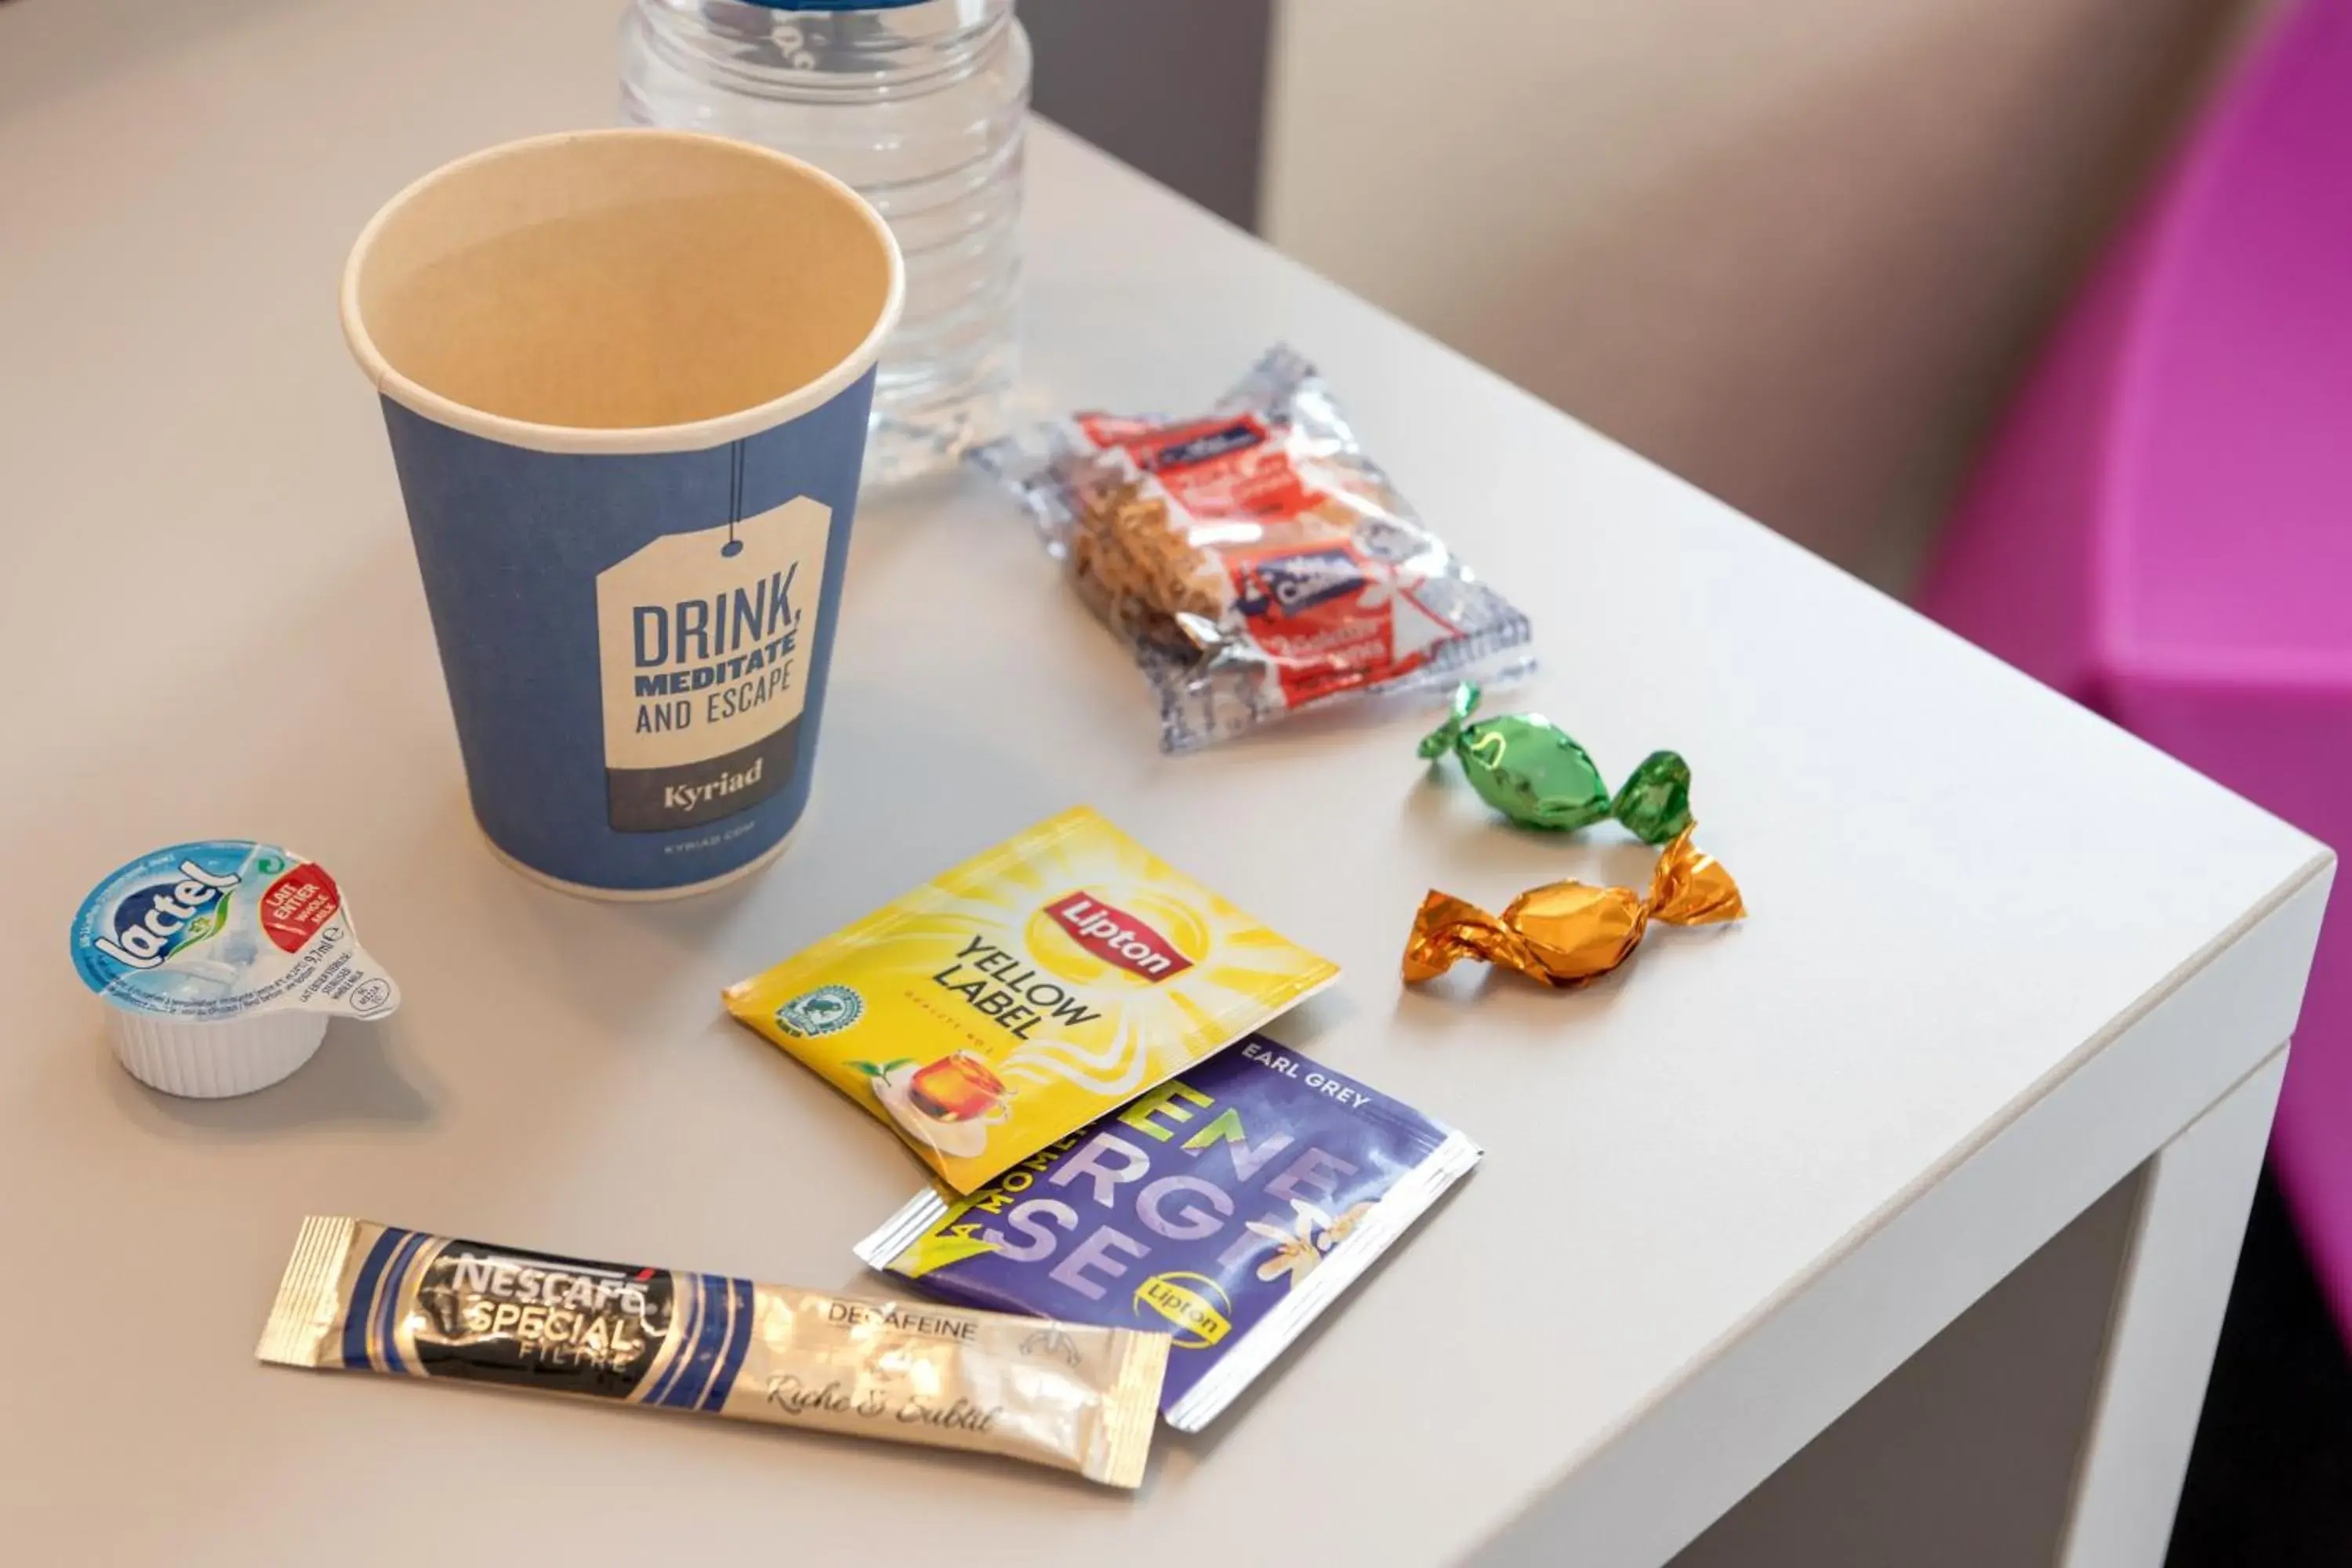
[260,863,341,953]
[1225,539,1465,707]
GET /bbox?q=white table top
[0,2,2332,1563]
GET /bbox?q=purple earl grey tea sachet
[855,1035,1480,1432]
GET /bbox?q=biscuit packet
[973,347,1535,751]
[723,807,1339,1192]
[855,1036,1480,1432]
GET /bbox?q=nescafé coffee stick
[256,1217,1168,1488]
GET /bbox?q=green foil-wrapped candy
[1610,750,1694,845]
[1419,684,1695,844]
[1418,683,1610,830]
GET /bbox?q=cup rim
[340,128,907,456]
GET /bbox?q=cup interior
[346,132,898,435]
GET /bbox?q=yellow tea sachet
[724,806,1339,1191]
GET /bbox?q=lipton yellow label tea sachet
[723,806,1338,1191]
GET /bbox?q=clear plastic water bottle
[621,0,1029,482]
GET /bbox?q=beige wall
[1263,0,2259,588]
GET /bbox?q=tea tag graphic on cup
[595,472,833,835]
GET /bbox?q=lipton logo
[1044,892,1194,982]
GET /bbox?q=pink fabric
[1920,0,2352,1327]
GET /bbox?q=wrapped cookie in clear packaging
[974,347,1534,751]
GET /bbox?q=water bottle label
[69,840,401,1022]
[595,497,833,833]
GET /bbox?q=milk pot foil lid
[71,840,400,1022]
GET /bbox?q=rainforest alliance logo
[776,984,863,1038]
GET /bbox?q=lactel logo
[1044,892,1194,982]
[95,860,241,971]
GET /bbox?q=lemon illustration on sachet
[853,1053,1011,1163]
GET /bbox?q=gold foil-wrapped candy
[1402,827,1745,989]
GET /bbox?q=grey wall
[1022,0,1271,230]
[1263,0,2260,588]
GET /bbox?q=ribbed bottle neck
[634,0,1017,100]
